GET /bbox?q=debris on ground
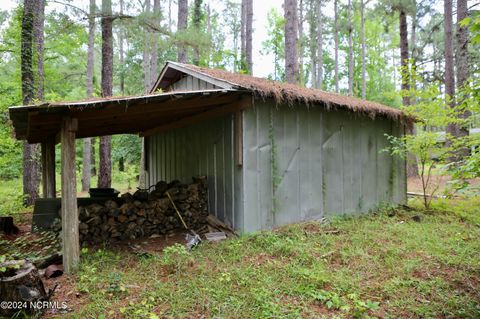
[205,231,227,242]
[185,233,202,250]
[44,264,64,279]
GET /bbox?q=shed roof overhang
[9,89,250,143]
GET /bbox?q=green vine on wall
[269,108,281,222]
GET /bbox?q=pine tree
[177,0,188,63]
[99,0,113,188]
[21,0,41,205]
[82,0,96,192]
[284,0,299,84]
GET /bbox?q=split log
[32,253,62,270]
[0,260,47,317]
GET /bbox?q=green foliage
[384,66,480,206]
[111,134,141,166]
[462,11,480,45]
[261,8,285,81]
[68,198,480,318]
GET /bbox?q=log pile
[53,177,210,246]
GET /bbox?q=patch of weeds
[160,243,193,274]
[117,296,158,318]
[106,272,127,295]
[310,289,380,318]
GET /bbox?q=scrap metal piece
[44,264,63,279]
[205,232,227,242]
[185,233,201,250]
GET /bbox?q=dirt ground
[407,175,480,195]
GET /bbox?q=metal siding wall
[145,115,239,229]
[242,101,407,231]
[169,75,221,92]
[273,106,301,226]
[242,106,260,232]
[322,111,345,215]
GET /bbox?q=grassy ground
[1,177,479,318]
[49,198,480,319]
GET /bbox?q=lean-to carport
[8,89,250,273]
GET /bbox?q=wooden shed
[145,62,407,232]
[9,61,407,271]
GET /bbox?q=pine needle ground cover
[58,198,480,319]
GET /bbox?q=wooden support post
[234,111,243,166]
[60,117,79,273]
[41,137,56,198]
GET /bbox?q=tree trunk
[193,0,202,65]
[83,0,95,192]
[91,137,96,176]
[82,137,91,191]
[22,0,40,206]
[33,0,45,200]
[119,0,125,95]
[143,0,151,93]
[360,0,366,99]
[241,0,246,68]
[455,0,470,156]
[168,0,172,31]
[119,157,125,172]
[150,0,160,87]
[284,0,299,84]
[308,0,316,87]
[316,0,323,89]
[445,0,456,151]
[334,0,339,93]
[245,0,253,74]
[0,217,19,235]
[347,0,353,96]
[399,9,410,106]
[177,0,188,63]
[33,0,45,101]
[298,0,304,84]
[0,261,47,317]
[399,9,418,178]
[99,0,113,188]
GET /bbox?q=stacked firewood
[53,177,209,246]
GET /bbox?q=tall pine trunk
[240,0,246,69]
[82,0,96,192]
[143,0,151,92]
[150,0,160,86]
[34,0,44,197]
[334,0,339,92]
[298,0,304,84]
[347,0,353,96]
[455,0,470,157]
[245,0,253,74]
[99,0,113,188]
[444,0,456,153]
[399,10,410,106]
[22,0,40,206]
[119,0,125,95]
[308,0,316,87]
[316,0,323,89]
[360,0,366,99]
[177,0,188,63]
[400,9,418,178]
[284,0,299,84]
[192,0,202,65]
